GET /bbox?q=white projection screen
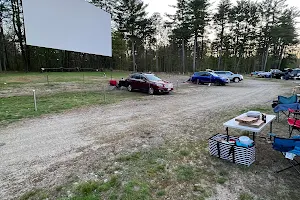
[22,0,112,57]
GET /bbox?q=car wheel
[214,80,221,86]
[148,87,154,95]
[233,78,240,83]
[127,84,133,92]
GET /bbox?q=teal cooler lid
[236,140,254,148]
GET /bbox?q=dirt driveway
[0,79,293,199]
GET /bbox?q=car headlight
[240,75,244,79]
[156,83,164,87]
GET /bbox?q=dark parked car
[190,72,229,85]
[125,73,173,95]
[270,69,284,79]
[289,69,300,79]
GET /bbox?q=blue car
[191,72,229,85]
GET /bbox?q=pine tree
[187,0,210,72]
[258,0,287,71]
[112,31,128,70]
[90,0,117,17]
[229,0,259,71]
[271,8,299,68]
[115,0,151,71]
[168,0,191,73]
[0,0,10,72]
[214,0,231,70]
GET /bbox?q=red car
[126,73,174,95]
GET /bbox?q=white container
[239,136,253,146]
[246,111,261,118]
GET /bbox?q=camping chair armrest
[268,133,277,141]
[272,100,279,108]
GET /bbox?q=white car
[214,71,244,83]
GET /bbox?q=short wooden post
[46,75,49,85]
[33,90,37,111]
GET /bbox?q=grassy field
[0,71,186,125]
[0,90,144,126]
[0,71,141,125]
[0,71,130,85]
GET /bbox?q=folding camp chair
[288,108,300,118]
[273,95,300,121]
[272,136,300,174]
[288,117,300,138]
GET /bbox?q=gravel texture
[0,79,293,199]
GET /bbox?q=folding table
[223,113,277,141]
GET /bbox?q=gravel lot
[0,79,294,199]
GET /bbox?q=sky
[143,0,300,35]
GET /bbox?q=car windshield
[145,74,161,81]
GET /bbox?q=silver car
[214,71,244,82]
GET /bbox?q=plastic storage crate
[208,133,255,167]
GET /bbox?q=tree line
[0,0,299,73]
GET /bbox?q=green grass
[54,177,151,200]
[47,143,215,200]
[240,106,273,114]
[61,176,122,200]
[239,193,254,200]
[76,176,120,195]
[216,177,227,184]
[0,91,143,125]
[116,152,142,162]
[122,181,151,200]
[156,190,166,197]
[179,149,190,156]
[176,165,195,181]
[0,71,130,84]
[19,189,49,200]
[21,133,300,200]
[76,181,100,195]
